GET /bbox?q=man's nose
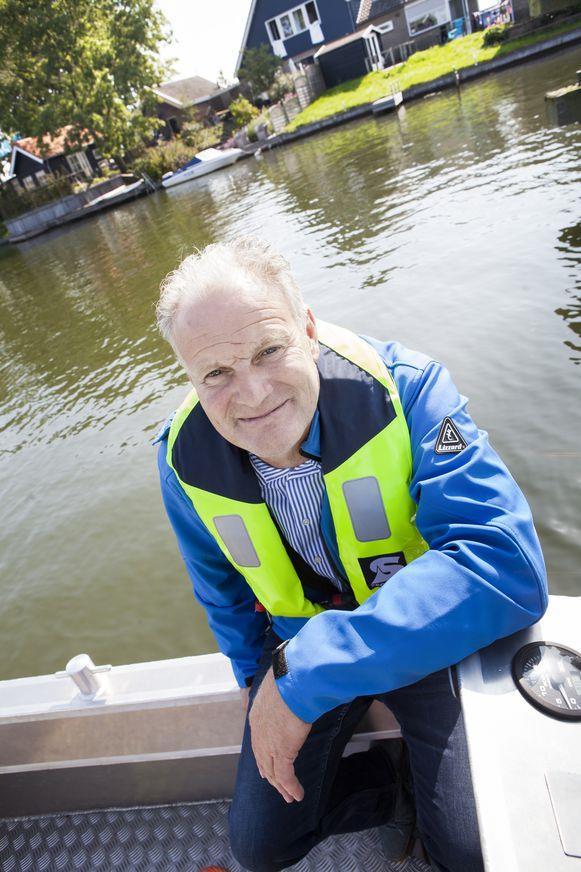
[235,368,273,409]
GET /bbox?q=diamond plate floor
[0,800,432,872]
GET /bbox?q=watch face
[512,642,581,720]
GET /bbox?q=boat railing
[0,650,401,819]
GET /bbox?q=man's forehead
[172,283,300,368]
[177,283,292,332]
[194,323,292,366]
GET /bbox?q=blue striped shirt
[249,453,342,589]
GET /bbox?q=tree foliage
[269,70,296,103]
[238,45,282,99]
[0,0,171,160]
[229,96,260,130]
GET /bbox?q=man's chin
[239,427,303,464]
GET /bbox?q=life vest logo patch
[359,552,407,590]
[435,417,467,455]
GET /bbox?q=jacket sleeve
[157,439,268,687]
[275,359,549,723]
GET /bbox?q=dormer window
[265,2,321,46]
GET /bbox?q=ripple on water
[0,46,580,678]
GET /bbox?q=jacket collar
[299,409,321,461]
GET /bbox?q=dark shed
[315,27,382,88]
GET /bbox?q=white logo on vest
[358,552,407,589]
[435,416,467,455]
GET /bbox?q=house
[315,0,481,87]
[152,76,243,139]
[7,128,100,190]
[235,0,361,73]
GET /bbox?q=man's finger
[273,756,304,802]
[270,778,295,804]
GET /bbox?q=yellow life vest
[166,320,428,617]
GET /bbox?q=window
[293,7,306,30]
[22,175,36,191]
[280,13,293,37]
[66,150,93,177]
[376,20,394,33]
[268,19,281,40]
[405,0,450,34]
[265,2,320,45]
[305,1,318,23]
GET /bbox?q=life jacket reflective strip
[166,320,428,617]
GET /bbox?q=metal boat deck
[1,799,430,871]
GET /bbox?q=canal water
[0,46,579,681]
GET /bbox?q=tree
[237,44,282,101]
[0,0,171,163]
[229,96,260,131]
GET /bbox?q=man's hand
[248,667,311,803]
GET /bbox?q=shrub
[247,111,273,142]
[132,139,202,183]
[180,120,223,150]
[483,24,510,46]
[229,96,260,130]
[0,174,74,220]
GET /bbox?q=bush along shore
[285,17,581,132]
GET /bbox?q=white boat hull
[162,149,244,189]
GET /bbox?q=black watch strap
[272,639,290,680]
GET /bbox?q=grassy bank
[285,18,581,131]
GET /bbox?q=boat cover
[174,156,202,175]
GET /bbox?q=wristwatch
[272,639,290,680]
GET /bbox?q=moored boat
[161,147,244,189]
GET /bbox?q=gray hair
[156,236,307,345]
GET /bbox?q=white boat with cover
[161,147,244,189]
[1,595,580,870]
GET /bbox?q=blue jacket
[155,335,548,723]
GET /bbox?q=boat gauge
[512,642,581,721]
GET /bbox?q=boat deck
[0,799,431,871]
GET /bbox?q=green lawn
[285,19,581,131]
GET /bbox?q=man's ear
[305,307,319,360]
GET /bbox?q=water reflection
[0,45,580,680]
[555,222,581,364]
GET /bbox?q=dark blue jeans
[229,631,484,872]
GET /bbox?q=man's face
[171,284,320,466]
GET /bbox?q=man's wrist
[272,639,290,680]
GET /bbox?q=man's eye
[260,346,281,357]
[206,369,223,379]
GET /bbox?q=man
[154,236,548,872]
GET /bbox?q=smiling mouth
[239,399,288,423]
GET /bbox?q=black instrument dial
[512,642,581,720]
